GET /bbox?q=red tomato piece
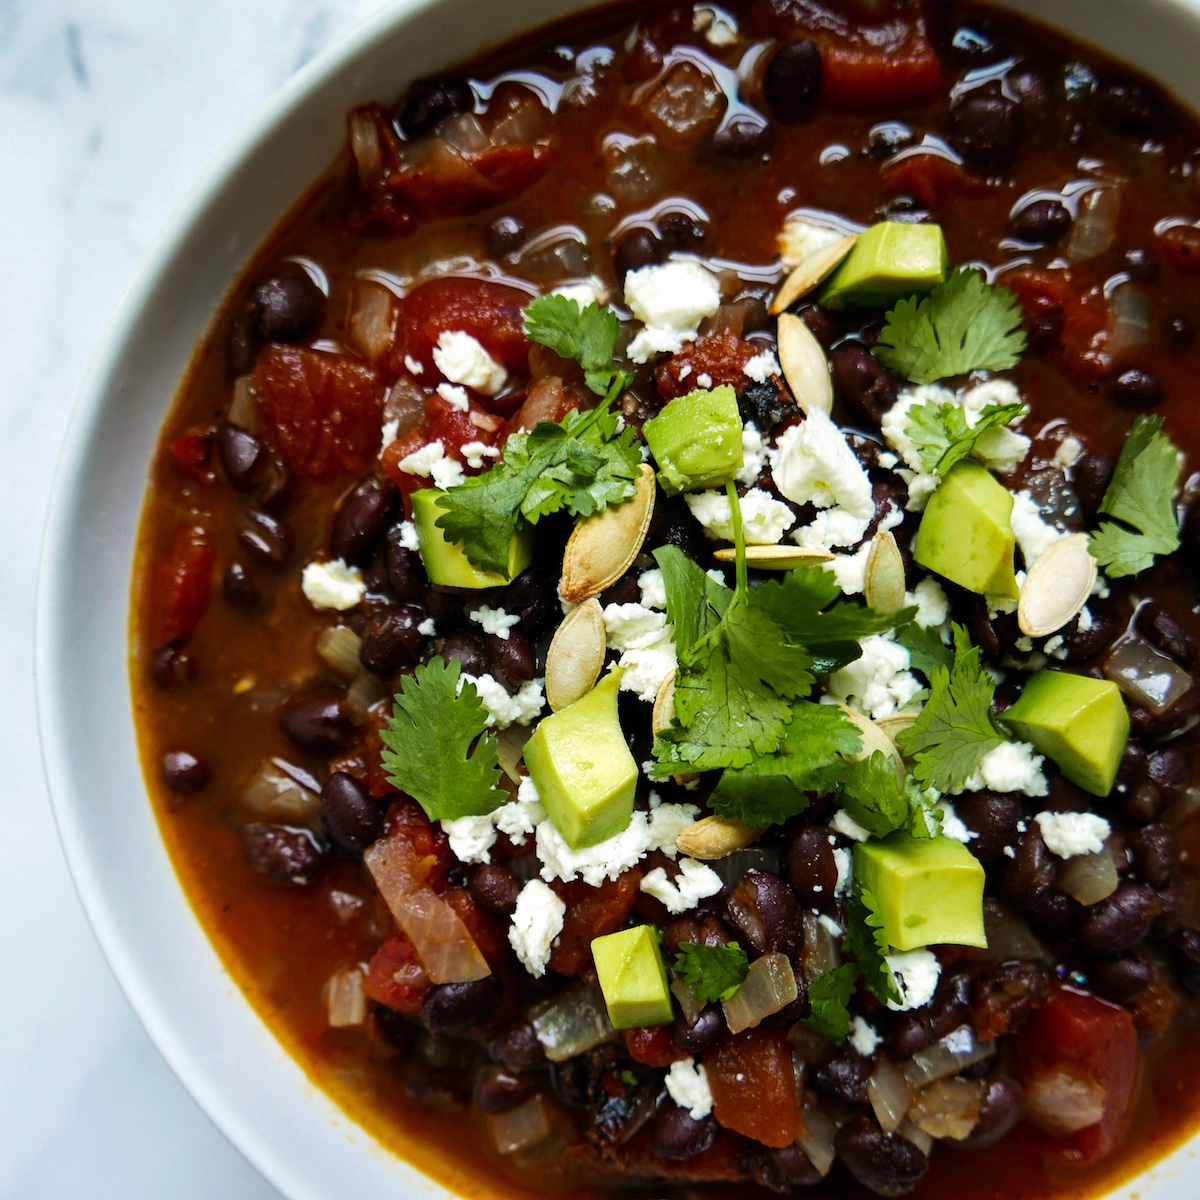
[625,1026,689,1068]
[168,426,216,485]
[363,931,430,1014]
[1158,223,1200,274]
[702,1026,803,1148]
[255,345,384,481]
[1003,266,1110,378]
[380,797,454,892]
[655,333,762,401]
[548,870,642,976]
[880,151,989,209]
[1017,986,1139,1166]
[154,524,215,645]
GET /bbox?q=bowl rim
[34,0,1200,1196]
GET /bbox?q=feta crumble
[1010,491,1065,568]
[665,1058,714,1120]
[771,407,874,517]
[640,858,724,913]
[685,487,796,545]
[461,440,502,470]
[911,577,951,628]
[380,418,400,452]
[396,439,466,489]
[432,329,507,395]
[960,741,1049,797]
[397,520,421,551]
[301,559,365,611]
[736,421,767,485]
[459,672,545,729]
[849,1016,882,1057]
[436,382,470,412]
[823,633,922,719]
[442,776,547,864]
[1034,811,1111,858]
[624,260,722,363]
[637,568,668,611]
[743,351,780,385]
[833,847,853,896]
[885,949,942,1011]
[417,617,437,636]
[403,354,425,376]
[551,280,606,308]
[1054,435,1084,469]
[602,603,679,702]
[509,879,566,978]
[830,809,871,843]
[469,605,521,640]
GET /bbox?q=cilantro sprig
[1089,414,1183,578]
[380,657,507,822]
[673,942,750,1005]
[906,399,1029,476]
[522,294,631,399]
[874,268,1026,385]
[838,751,941,840]
[803,963,859,1043]
[844,884,901,1006]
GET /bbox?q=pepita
[1017,532,1097,638]
[770,233,858,315]
[839,704,903,769]
[560,464,656,603]
[676,815,761,860]
[713,544,833,569]
[545,598,607,712]
[874,712,919,742]
[864,529,907,613]
[777,313,833,416]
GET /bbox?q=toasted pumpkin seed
[839,704,902,768]
[770,233,858,315]
[864,529,907,612]
[874,712,919,742]
[545,598,607,712]
[1018,532,1097,637]
[676,815,762,860]
[713,544,834,569]
[777,313,833,416]
[560,464,656,603]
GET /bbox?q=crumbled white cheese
[461,440,501,470]
[938,801,976,845]
[823,542,872,595]
[736,422,767,486]
[436,382,470,412]
[301,559,365,611]
[830,809,870,843]
[433,329,507,395]
[1035,810,1111,858]
[833,847,853,895]
[1077,606,1095,633]
[817,914,843,937]
[396,439,466,489]
[824,633,922,719]
[885,949,942,1012]
[1054,435,1084,470]
[960,740,1049,798]
[446,777,547,864]
[380,418,400,452]
[1010,490,1065,568]
[602,603,679,702]
[460,673,545,729]
[771,407,874,517]
[849,1016,882,1057]
[551,280,606,308]
[973,425,1031,474]
[397,520,421,551]
[685,487,796,545]
[403,354,425,376]
[911,577,951,629]
[665,1058,714,1120]
[442,814,499,865]
[743,352,779,385]
[696,372,713,389]
[640,858,724,914]
[638,568,668,611]
[624,260,722,363]
[508,879,565,978]
[418,617,437,637]
[498,776,548,846]
[469,605,521,640]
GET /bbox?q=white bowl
[36,0,1200,1197]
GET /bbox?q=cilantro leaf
[896,624,1006,792]
[709,702,863,828]
[653,545,730,660]
[722,600,816,700]
[380,657,507,821]
[673,942,750,1005]
[844,884,901,1006]
[803,963,859,1043]
[837,751,940,840]
[523,294,631,397]
[435,399,642,573]
[906,399,1029,476]
[897,622,954,679]
[874,268,1027,385]
[1089,414,1183,578]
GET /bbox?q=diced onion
[1104,635,1194,715]
[532,987,614,1062]
[1023,1066,1106,1135]
[1107,283,1150,359]
[315,625,363,679]
[671,977,705,1025]
[1057,848,1119,906]
[489,1094,552,1154]
[324,965,368,1028]
[345,671,389,724]
[1067,187,1120,263]
[800,912,841,988]
[978,899,1045,965]
[902,1028,994,1088]
[490,96,548,147]
[795,1095,838,1176]
[384,376,427,439]
[440,112,490,155]
[907,1077,986,1141]
[348,279,395,363]
[722,952,798,1035]
[868,1056,914,1135]
[241,758,321,823]
[900,1118,934,1157]
[227,375,260,432]
[349,108,382,184]
[788,1020,836,1065]
[364,834,491,984]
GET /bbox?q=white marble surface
[2,1,385,1195]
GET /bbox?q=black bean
[955,791,1023,864]
[1137,602,1199,668]
[1077,881,1159,953]
[1030,889,1083,933]
[999,827,1055,911]
[671,1005,725,1053]
[250,266,325,343]
[217,423,264,488]
[488,629,536,688]
[470,863,521,914]
[750,1143,823,1190]
[831,343,899,425]
[321,771,383,854]
[1117,741,1149,790]
[503,566,557,634]
[725,869,803,957]
[835,1114,928,1196]
[331,478,399,566]
[1008,67,1052,123]
[490,1020,546,1073]
[612,228,665,288]
[800,304,840,348]
[280,691,350,750]
[1124,247,1159,282]
[1148,746,1188,798]
[1070,452,1115,520]
[238,508,294,567]
[1128,823,1180,887]
[658,499,712,563]
[421,977,503,1036]
[151,640,197,689]
[438,631,489,676]
[1122,779,1164,825]
[360,606,423,676]
[763,39,822,121]
[384,529,426,604]
[815,1047,872,1105]
[474,1065,535,1114]
[255,455,291,509]
[1088,951,1154,1003]
[657,211,707,249]
[927,969,973,1042]
[161,750,210,792]
[1154,875,1198,937]
[242,822,324,884]
[222,562,260,609]
[971,961,1049,1041]
[1169,315,1195,349]
[1171,929,1200,994]
[1111,368,1164,411]
[1009,198,1072,244]
[662,912,734,959]
[885,1010,931,1060]
[1095,81,1161,135]
[653,1103,718,1161]
[1130,691,1200,739]
[225,309,259,377]
[713,113,772,158]
[786,825,839,907]
[1058,607,1118,662]
[1026,305,1065,353]
[950,92,1022,172]
[487,214,525,258]
[956,1075,1021,1150]
[398,75,474,139]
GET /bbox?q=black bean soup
[133,1,1200,1198]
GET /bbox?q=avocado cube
[854,834,987,952]
[642,384,743,496]
[524,670,637,849]
[913,459,1018,599]
[820,222,949,310]
[1002,671,1130,797]
[410,488,534,588]
[592,925,674,1029]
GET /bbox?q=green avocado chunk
[913,459,1019,599]
[854,833,987,952]
[523,670,638,850]
[641,384,743,496]
[592,925,674,1029]
[1002,671,1130,797]
[410,488,534,588]
[820,221,949,310]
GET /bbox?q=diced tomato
[1158,222,1200,274]
[505,376,581,436]
[154,524,215,645]
[381,798,455,892]
[255,345,384,480]
[625,1025,689,1068]
[1002,266,1110,378]
[1017,986,1138,1166]
[880,151,990,209]
[655,333,762,401]
[702,1027,803,1149]
[363,931,430,1014]
[444,888,509,966]
[168,426,217,485]
[548,870,642,976]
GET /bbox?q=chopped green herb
[874,268,1026,385]
[905,399,1029,476]
[838,751,940,840]
[803,963,859,1043]
[1090,414,1183,578]
[672,942,750,1005]
[523,294,632,398]
[380,657,507,822]
[844,884,901,1006]
[613,1069,640,1088]
[897,622,955,679]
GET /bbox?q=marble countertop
[1,2,384,1195]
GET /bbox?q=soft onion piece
[1023,1066,1106,1135]
[324,965,367,1028]
[241,758,321,823]
[227,375,259,432]
[902,1028,995,1088]
[978,899,1046,964]
[1067,186,1120,263]
[671,977,705,1025]
[348,279,395,363]
[364,834,491,984]
[1107,283,1150,359]
[344,671,389,724]
[489,1094,552,1154]
[349,108,382,184]
[900,1118,934,1157]
[800,912,841,988]
[722,952,798,1035]
[496,726,534,783]
[1057,848,1120,906]
[795,1097,838,1176]
[314,625,363,679]
[868,1056,914,1134]
[907,1077,986,1141]
[532,987,614,1062]
[1104,635,1194,715]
